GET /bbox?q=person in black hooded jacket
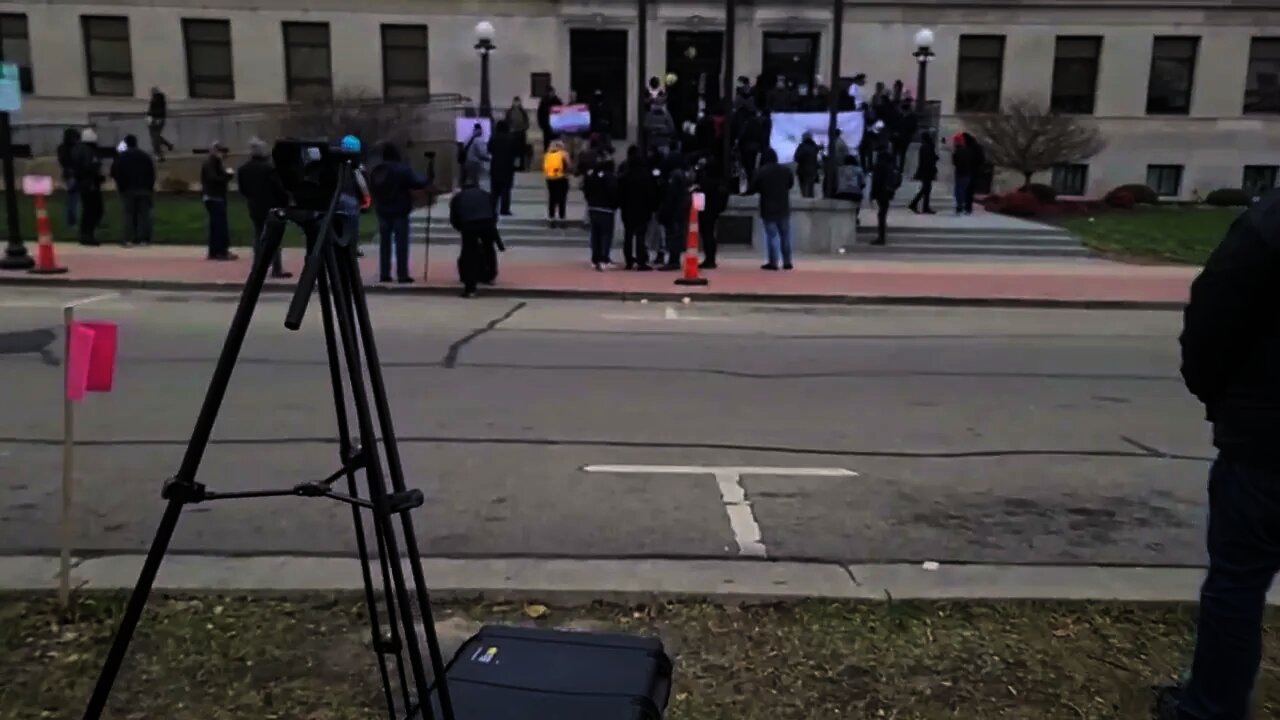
[617,145,656,270]
[1158,187,1280,720]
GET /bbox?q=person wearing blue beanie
[341,135,361,153]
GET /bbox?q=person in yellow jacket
[543,139,571,229]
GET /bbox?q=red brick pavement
[0,244,1198,307]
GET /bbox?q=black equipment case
[423,624,673,719]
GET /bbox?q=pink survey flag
[65,320,118,401]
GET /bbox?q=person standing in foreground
[369,142,429,283]
[657,155,692,272]
[618,145,656,271]
[236,138,291,278]
[1158,188,1280,720]
[583,158,619,270]
[200,141,236,260]
[72,128,104,246]
[449,178,502,298]
[950,133,975,215]
[108,134,155,247]
[751,148,795,270]
[543,139,571,228]
[488,120,519,216]
[696,158,729,270]
[793,132,821,199]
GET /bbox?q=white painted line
[599,313,730,323]
[66,292,120,309]
[583,464,859,558]
[585,465,858,477]
[664,306,679,320]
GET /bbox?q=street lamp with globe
[913,28,936,132]
[474,21,496,119]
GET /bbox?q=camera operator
[449,177,503,298]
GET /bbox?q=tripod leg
[324,244,439,720]
[82,212,288,720]
[316,261,408,719]
[339,249,457,720]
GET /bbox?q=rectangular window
[1244,37,1280,115]
[530,72,551,99]
[955,35,1005,113]
[1051,164,1089,196]
[82,15,133,97]
[0,14,33,93]
[1050,36,1101,114]
[182,19,233,100]
[1243,165,1278,197]
[1146,36,1198,115]
[282,21,331,102]
[1146,164,1183,197]
[381,24,429,101]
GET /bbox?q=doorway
[570,29,629,141]
[761,32,820,103]
[665,31,724,130]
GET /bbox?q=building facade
[2,0,1278,198]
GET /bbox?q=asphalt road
[0,286,1212,565]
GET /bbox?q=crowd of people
[454,71,988,271]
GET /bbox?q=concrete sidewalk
[0,243,1196,309]
[4,554,1265,604]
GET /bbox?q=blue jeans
[761,216,793,266]
[378,214,411,280]
[204,199,229,258]
[589,210,615,264]
[953,175,972,212]
[65,186,79,228]
[1181,454,1280,720]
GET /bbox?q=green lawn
[4,593,1280,719]
[1057,205,1243,265]
[0,192,314,248]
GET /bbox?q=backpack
[543,150,566,179]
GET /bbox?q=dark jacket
[794,139,820,180]
[57,132,78,182]
[487,131,520,184]
[583,167,619,212]
[147,92,167,122]
[201,155,230,199]
[110,147,155,194]
[368,160,428,218]
[237,156,289,222]
[752,161,794,222]
[1180,188,1280,459]
[870,152,900,201]
[537,94,561,132]
[952,143,977,177]
[659,166,692,226]
[505,105,530,134]
[914,141,939,182]
[643,106,675,150]
[449,186,496,230]
[618,160,657,224]
[697,168,730,218]
[71,142,102,191]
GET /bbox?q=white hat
[81,128,98,143]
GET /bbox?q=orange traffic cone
[28,194,67,275]
[675,196,708,287]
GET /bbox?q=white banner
[768,111,865,164]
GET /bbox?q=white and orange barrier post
[675,192,708,287]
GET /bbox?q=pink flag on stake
[64,320,118,401]
[79,321,117,392]
[65,323,95,402]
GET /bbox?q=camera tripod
[80,162,457,720]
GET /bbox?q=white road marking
[599,313,729,322]
[0,292,126,310]
[582,464,859,558]
[664,306,679,320]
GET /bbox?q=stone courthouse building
[1,0,1277,198]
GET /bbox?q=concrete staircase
[412,172,1088,259]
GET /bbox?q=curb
[0,554,1259,605]
[0,276,1187,311]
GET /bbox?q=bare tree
[963,98,1107,188]
[272,87,417,147]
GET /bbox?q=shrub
[1021,183,1058,204]
[998,191,1040,217]
[1205,188,1252,207]
[159,176,191,193]
[1107,183,1159,205]
[1104,190,1136,209]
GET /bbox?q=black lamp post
[912,28,936,134]
[0,111,32,271]
[475,21,496,119]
